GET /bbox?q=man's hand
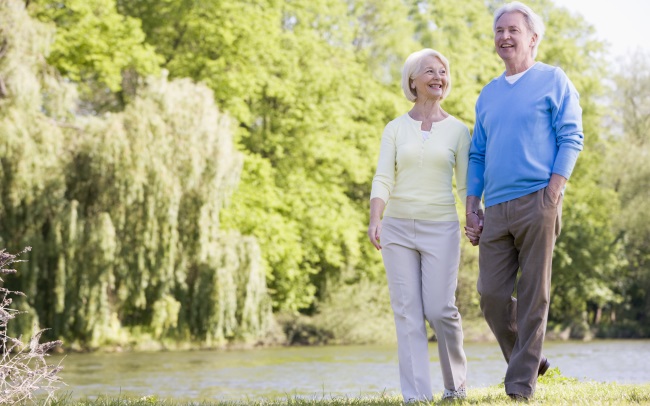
[547,173,567,204]
[465,212,483,246]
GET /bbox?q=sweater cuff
[552,147,581,180]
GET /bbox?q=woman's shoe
[442,387,467,400]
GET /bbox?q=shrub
[0,247,65,404]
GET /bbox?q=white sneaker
[442,387,467,400]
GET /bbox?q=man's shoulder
[531,61,556,72]
[531,62,570,80]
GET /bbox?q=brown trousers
[477,187,562,398]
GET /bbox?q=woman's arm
[368,197,386,250]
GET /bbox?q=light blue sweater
[468,62,584,207]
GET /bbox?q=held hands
[367,219,382,250]
[464,211,484,246]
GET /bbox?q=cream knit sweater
[371,113,470,221]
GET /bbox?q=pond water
[51,340,650,401]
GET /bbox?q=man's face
[494,11,536,63]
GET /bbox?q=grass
[43,368,650,406]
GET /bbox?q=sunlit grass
[45,368,650,406]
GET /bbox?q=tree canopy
[0,0,646,347]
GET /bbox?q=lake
[52,340,650,401]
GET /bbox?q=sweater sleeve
[551,69,584,179]
[370,121,397,204]
[467,100,486,198]
[455,125,471,206]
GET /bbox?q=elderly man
[465,1,584,400]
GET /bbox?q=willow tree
[0,0,70,335]
[1,0,272,348]
[116,0,406,312]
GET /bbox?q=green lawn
[49,369,650,405]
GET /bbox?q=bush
[0,247,65,404]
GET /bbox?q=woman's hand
[465,196,484,246]
[464,213,484,246]
[368,219,382,250]
[368,198,386,250]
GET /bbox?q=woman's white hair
[401,48,451,102]
[493,1,545,58]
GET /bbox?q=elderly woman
[368,48,469,402]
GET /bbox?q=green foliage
[28,0,161,105]
[537,367,578,384]
[118,0,408,311]
[348,0,418,83]
[312,278,395,344]
[0,2,69,341]
[599,51,650,333]
[1,1,272,348]
[53,77,271,347]
[2,0,649,345]
[409,0,503,125]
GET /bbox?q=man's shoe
[508,393,528,402]
[538,357,550,376]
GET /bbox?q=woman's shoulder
[384,113,415,133]
[441,116,471,148]
[387,113,412,126]
[443,115,470,133]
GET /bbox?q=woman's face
[494,11,536,63]
[411,55,447,101]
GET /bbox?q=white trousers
[380,217,467,402]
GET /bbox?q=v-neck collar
[502,62,538,87]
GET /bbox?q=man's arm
[552,70,584,181]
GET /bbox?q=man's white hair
[494,1,546,58]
